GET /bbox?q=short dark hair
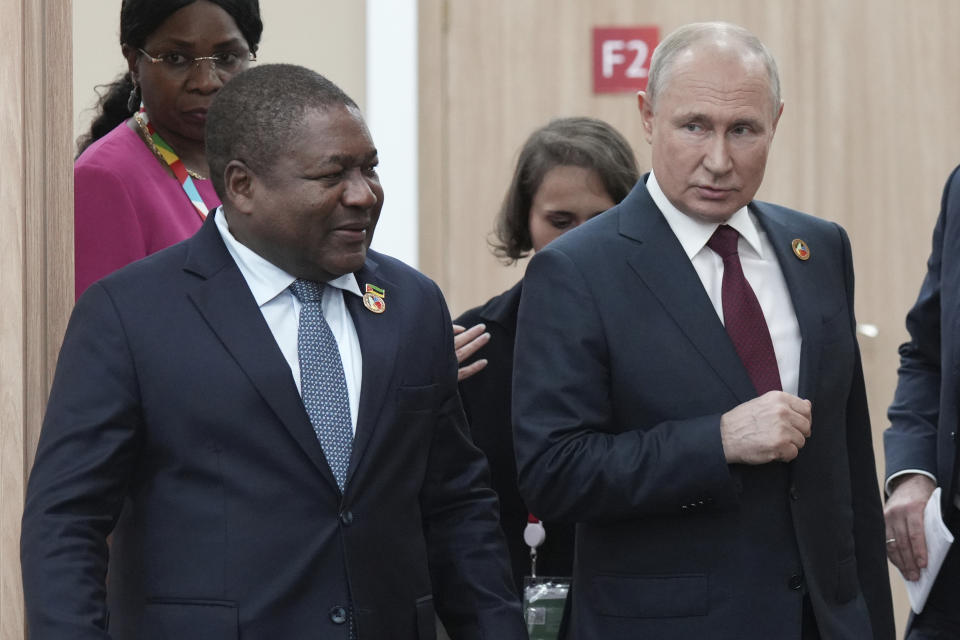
[206,64,359,198]
[491,117,640,263]
[76,0,263,156]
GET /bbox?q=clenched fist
[720,391,812,465]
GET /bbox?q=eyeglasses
[137,48,256,76]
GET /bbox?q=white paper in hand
[903,487,954,614]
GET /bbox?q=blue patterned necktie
[289,279,354,493]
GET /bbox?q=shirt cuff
[885,469,937,496]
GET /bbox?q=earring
[127,84,141,112]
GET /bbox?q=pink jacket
[74,122,219,298]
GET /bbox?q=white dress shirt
[215,208,363,434]
[646,172,802,396]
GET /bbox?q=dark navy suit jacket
[456,282,576,593]
[513,178,894,639]
[21,211,525,640]
[886,165,960,522]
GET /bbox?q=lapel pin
[363,283,386,314]
[791,239,810,261]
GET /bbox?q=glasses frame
[136,47,256,75]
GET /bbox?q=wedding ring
[885,538,896,544]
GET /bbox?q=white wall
[365,0,418,267]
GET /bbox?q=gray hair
[645,22,781,116]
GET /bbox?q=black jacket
[457,280,575,594]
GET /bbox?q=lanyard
[135,107,209,220]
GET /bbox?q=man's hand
[453,323,490,382]
[720,391,812,464]
[884,473,936,581]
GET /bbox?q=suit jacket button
[329,606,347,624]
[340,510,353,526]
[787,574,804,591]
[789,486,800,501]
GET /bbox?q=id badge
[523,575,570,640]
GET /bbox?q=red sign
[593,26,659,94]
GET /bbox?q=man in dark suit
[884,164,960,638]
[512,22,894,640]
[21,64,525,640]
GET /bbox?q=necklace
[134,108,210,220]
[134,112,206,180]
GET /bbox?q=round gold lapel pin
[362,292,386,314]
[791,239,810,261]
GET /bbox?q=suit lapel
[751,204,823,404]
[619,183,756,403]
[184,214,340,490]
[343,257,400,487]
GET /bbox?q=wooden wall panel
[0,0,26,634]
[0,0,73,637]
[420,0,960,633]
[418,0,448,282]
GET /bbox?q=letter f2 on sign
[593,26,659,94]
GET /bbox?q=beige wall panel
[73,1,367,149]
[25,0,75,472]
[418,0,447,281]
[423,0,960,634]
[256,1,366,108]
[2,0,74,637]
[0,0,27,635]
[72,1,122,153]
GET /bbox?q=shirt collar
[213,206,363,306]
[646,172,764,260]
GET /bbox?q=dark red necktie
[707,225,782,395]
